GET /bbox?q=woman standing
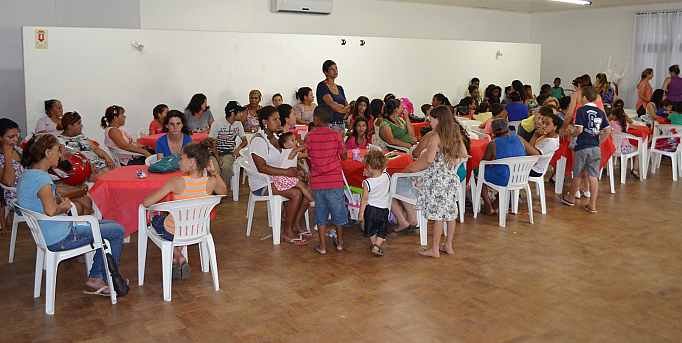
[293,87,316,124]
[101,105,150,165]
[34,99,63,135]
[242,89,263,132]
[184,93,214,133]
[316,60,349,132]
[156,110,193,157]
[401,106,467,258]
[663,65,682,110]
[17,134,124,296]
[637,68,654,114]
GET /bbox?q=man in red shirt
[305,106,347,254]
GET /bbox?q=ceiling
[381,0,680,13]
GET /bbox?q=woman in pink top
[345,117,370,150]
[637,68,654,112]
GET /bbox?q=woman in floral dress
[401,105,468,258]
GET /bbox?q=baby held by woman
[272,132,314,206]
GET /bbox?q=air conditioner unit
[272,0,333,14]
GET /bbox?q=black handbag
[104,243,129,297]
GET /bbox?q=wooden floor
[1,164,681,343]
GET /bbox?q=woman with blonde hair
[401,105,468,258]
[595,73,615,105]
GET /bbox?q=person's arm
[380,125,411,148]
[207,111,214,129]
[401,138,437,173]
[561,90,580,133]
[646,103,662,122]
[252,154,297,177]
[142,177,180,207]
[483,141,496,161]
[321,94,348,114]
[403,117,415,141]
[1,149,16,187]
[108,127,150,156]
[38,184,72,216]
[293,105,307,125]
[521,137,541,155]
[638,82,651,103]
[206,159,228,195]
[358,181,369,223]
[412,131,433,159]
[663,77,671,94]
[89,141,116,169]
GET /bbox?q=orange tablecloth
[550,136,617,174]
[137,132,209,149]
[89,166,181,236]
[341,152,412,188]
[467,138,490,180]
[411,122,429,139]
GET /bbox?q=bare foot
[418,249,440,258]
[439,245,455,255]
[336,239,344,251]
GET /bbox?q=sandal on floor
[583,205,598,214]
[313,246,327,255]
[83,285,111,297]
[630,169,640,179]
[371,244,383,257]
[559,195,575,207]
[283,234,309,246]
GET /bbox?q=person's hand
[358,215,364,224]
[58,198,73,213]
[206,159,218,177]
[2,142,14,159]
[142,150,152,157]
[105,158,116,169]
[285,167,299,177]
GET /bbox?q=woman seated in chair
[481,118,527,215]
[155,110,192,158]
[16,134,124,296]
[101,105,150,165]
[0,118,24,231]
[518,109,560,178]
[379,98,416,150]
[247,106,310,244]
[58,112,116,180]
[143,141,227,280]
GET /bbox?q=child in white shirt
[359,150,391,257]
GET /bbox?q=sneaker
[575,191,581,199]
[584,191,591,198]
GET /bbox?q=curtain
[632,10,682,106]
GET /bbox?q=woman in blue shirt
[155,110,192,158]
[16,134,124,296]
[316,59,349,131]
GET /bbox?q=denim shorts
[314,188,348,226]
[152,215,174,241]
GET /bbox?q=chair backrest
[508,120,522,132]
[238,158,273,194]
[145,154,160,166]
[533,152,557,175]
[147,196,223,240]
[490,156,539,188]
[611,132,639,156]
[12,205,64,250]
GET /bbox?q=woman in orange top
[143,140,227,279]
[637,68,654,113]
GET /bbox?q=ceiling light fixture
[550,0,592,6]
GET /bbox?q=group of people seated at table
[2,59,681,298]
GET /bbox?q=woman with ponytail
[143,141,227,278]
[101,105,150,165]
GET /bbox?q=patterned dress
[416,152,463,221]
[0,148,24,206]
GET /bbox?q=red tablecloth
[550,136,616,174]
[89,166,181,236]
[627,125,651,147]
[342,152,412,188]
[467,138,489,179]
[411,122,429,139]
[138,132,209,149]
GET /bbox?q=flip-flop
[313,246,327,255]
[584,205,598,214]
[559,195,575,207]
[371,244,383,257]
[283,234,309,246]
[83,285,111,297]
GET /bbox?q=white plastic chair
[230,146,249,202]
[612,132,644,184]
[373,130,410,153]
[15,205,116,315]
[508,120,522,132]
[138,196,224,302]
[525,153,556,215]
[649,124,682,181]
[144,154,160,166]
[2,184,24,263]
[108,146,144,166]
[389,170,428,246]
[240,159,310,245]
[473,155,540,228]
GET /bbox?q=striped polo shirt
[304,126,344,190]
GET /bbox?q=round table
[138,132,209,150]
[341,150,413,188]
[89,166,181,236]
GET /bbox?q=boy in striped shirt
[305,106,347,255]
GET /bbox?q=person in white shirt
[359,150,391,257]
[209,101,248,190]
[34,99,63,135]
[519,107,561,178]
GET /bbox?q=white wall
[141,0,532,43]
[530,1,682,107]
[22,27,540,144]
[0,0,140,132]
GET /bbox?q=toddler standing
[359,150,390,257]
